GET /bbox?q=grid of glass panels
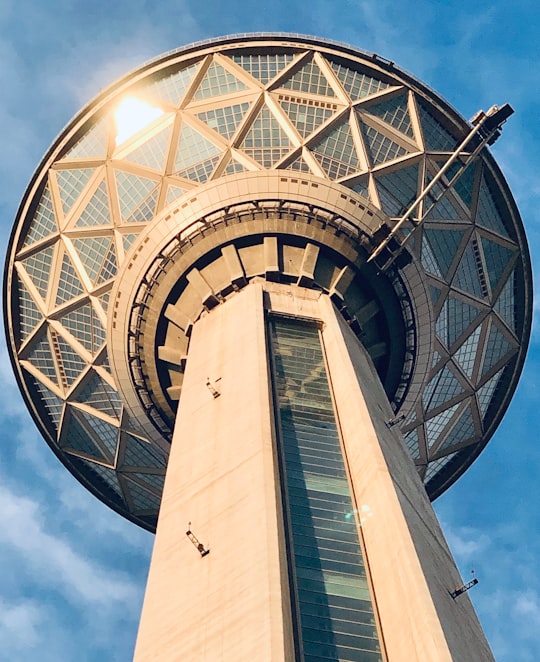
[270,317,383,662]
[6,38,529,526]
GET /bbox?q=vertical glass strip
[269,316,383,662]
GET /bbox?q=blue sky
[0,1,539,660]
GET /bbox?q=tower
[4,33,531,660]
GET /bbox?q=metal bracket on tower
[450,571,479,599]
[367,104,514,272]
[186,524,210,557]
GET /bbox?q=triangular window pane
[231,53,295,85]
[124,123,172,171]
[58,301,106,353]
[78,410,119,457]
[329,61,389,101]
[63,118,109,160]
[124,478,161,512]
[446,296,482,346]
[23,184,58,247]
[424,452,458,483]
[115,171,158,222]
[174,123,221,172]
[62,408,109,461]
[349,179,370,198]
[475,174,509,237]
[453,244,484,298]
[423,170,463,220]
[21,245,55,299]
[54,332,86,387]
[121,433,166,469]
[165,184,187,205]
[311,120,359,179]
[74,370,121,418]
[241,106,291,168]
[367,94,413,137]
[425,403,460,448]
[376,164,418,216]
[404,428,420,460]
[480,320,515,377]
[281,59,335,97]
[145,63,199,107]
[17,278,42,341]
[56,168,95,215]
[418,103,456,151]
[477,368,504,417]
[481,236,515,291]
[494,272,515,332]
[34,379,64,428]
[194,61,246,100]
[423,228,465,278]
[26,330,57,383]
[361,123,408,166]
[454,324,482,378]
[72,236,117,286]
[55,251,84,306]
[421,236,442,277]
[279,99,334,139]
[72,457,124,501]
[285,155,312,173]
[197,102,251,140]
[424,366,464,412]
[132,473,165,491]
[439,404,475,452]
[223,156,247,175]
[447,161,475,208]
[76,180,112,227]
[177,155,221,183]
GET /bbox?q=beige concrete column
[318,295,494,662]
[134,283,293,661]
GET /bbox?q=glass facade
[269,317,383,661]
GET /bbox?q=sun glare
[115,96,164,145]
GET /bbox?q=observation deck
[4,34,532,530]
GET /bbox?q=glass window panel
[197,102,250,140]
[480,319,514,377]
[74,370,122,418]
[418,103,455,151]
[26,329,58,383]
[121,433,167,469]
[329,61,389,101]
[17,278,42,341]
[21,245,55,300]
[55,252,84,305]
[404,428,420,459]
[125,123,172,171]
[231,53,295,85]
[367,94,413,137]
[174,123,221,172]
[312,120,360,179]
[145,63,199,107]
[453,324,482,378]
[73,455,124,499]
[423,228,465,278]
[281,59,335,97]
[438,403,475,452]
[56,168,95,214]
[285,155,312,173]
[481,236,515,291]
[194,61,246,100]
[124,478,161,512]
[475,173,509,237]
[425,403,460,448]
[424,366,463,412]
[375,164,418,217]
[62,408,109,461]
[446,296,482,346]
[361,123,408,166]
[453,243,484,298]
[476,368,504,417]
[177,155,221,183]
[115,170,158,221]
[241,106,291,168]
[269,317,381,659]
[165,184,187,206]
[224,157,247,175]
[73,236,117,285]
[78,409,119,456]
[34,379,64,428]
[424,451,458,483]
[494,271,515,332]
[131,472,165,491]
[422,236,442,278]
[75,180,112,228]
[279,100,334,138]
[23,184,58,247]
[446,160,475,207]
[63,117,109,160]
[54,332,87,387]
